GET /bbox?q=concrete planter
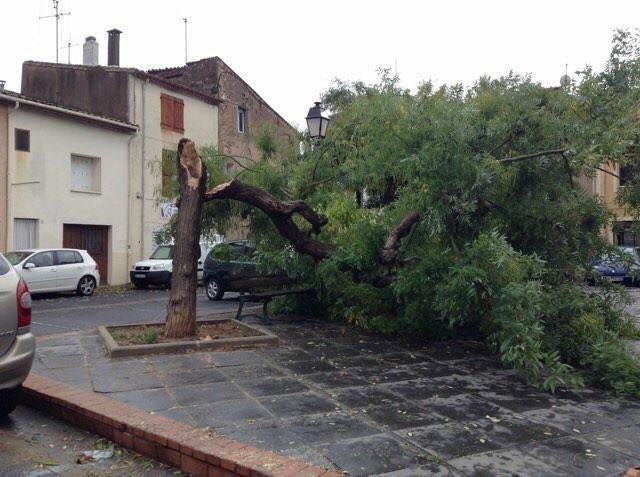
[99,314,279,358]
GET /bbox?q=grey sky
[1,0,639,129]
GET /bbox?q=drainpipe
[5,101,20,249]
[140,79,147,258]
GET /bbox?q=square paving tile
[260,347,313,362]
[304,371,370,388]
[378,352,433,366]
[365,403,447,431]
[471,413,567,446]
[210,350,263,367]
[185,399,271,427]
[284,411,379,444]
[148,353,213,370]
[170,382,245,406]
[418,394,506,422]
[370,464,463,476]
[235,376,310,397]
[396,422,501,459]
[520,404,630,435]
[584,425,640,459]
[524,436,633,476]
[406,362,460,378]
[219,364,284,380]
[477,389,556,413]
[279,359,337,375]
[384,379,465,401]
[92,372,162,393]
[220,420,301,452]
[321,433,432,477]
[330,385,401,408]
[258,392,337,418]
[109,388,176,411]
[448,448,567,477]
[363,367,421,384]
[161,367,228,386]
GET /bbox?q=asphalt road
[30,287,239,337]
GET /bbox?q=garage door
[63,224,109,285]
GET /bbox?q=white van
[129,242,216,289]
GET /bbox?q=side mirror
[23,262,35,270]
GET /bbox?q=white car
[5,249,100,296]
[130,243,212,289]
[0,253,35,415]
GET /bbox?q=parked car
[590,246,640,285]
[130,243,211,289]
[5,249,100,296]
[203,240,258,300]
[0,253,35,416]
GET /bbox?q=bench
[235,289,312,325]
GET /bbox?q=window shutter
[161,94,173,129]
[174,98,184,132]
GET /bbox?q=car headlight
[151,263,167,271]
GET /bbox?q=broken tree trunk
[204,180,333,262]
[165,139,208,339]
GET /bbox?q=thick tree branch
[204,180,333,262]
[379,212,421,267]
[498,148,568,163]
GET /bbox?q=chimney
[107,29,122,66]
[82,36,99,66]
[0,80,5,91]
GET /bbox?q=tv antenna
[60,36,80,64]
[39,0,71,63]
[183,17,188,64]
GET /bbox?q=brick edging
[21,373,341,477]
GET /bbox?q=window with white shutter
[71,155,101,193]
[13,218,38,249]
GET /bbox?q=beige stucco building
[0,90,137,284]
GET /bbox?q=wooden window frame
[161,93,185,133]
[237,106,247,133]
[15,128,30,152]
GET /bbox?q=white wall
[6,108,132,284]
[127,78,218,265]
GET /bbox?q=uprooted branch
[374,212,421,287]
[204,180,333,262]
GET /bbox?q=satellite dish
[560,74,571,87]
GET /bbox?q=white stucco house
[0,90,138,284]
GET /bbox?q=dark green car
[202,241,258,300]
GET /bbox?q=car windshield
[150,245,173,260]
[5,251,32,265]
[619,247,640,265]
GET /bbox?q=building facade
[0,90,137,284]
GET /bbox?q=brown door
[63,224,109,285]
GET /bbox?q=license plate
[134,273,146,278]
[607,276,623,282]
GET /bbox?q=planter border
[99,314,278,358]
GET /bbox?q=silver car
[0,253,35,415]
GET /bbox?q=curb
[21,373,341,477]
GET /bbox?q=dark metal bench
[235,289,312,325]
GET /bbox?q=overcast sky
[1,0,639,128]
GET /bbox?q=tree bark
[204,180,333,262]
[165,139,208,338]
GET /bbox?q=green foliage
[137,328,158,345]
[197,32,640,396]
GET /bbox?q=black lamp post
[306,102,330,139]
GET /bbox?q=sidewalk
[31,317,640,477]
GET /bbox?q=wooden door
[63,224,109,284]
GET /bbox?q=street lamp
[306,102,330,139]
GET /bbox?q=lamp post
[306,102,330,139]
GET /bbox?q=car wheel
[77,275,96,296]
[133,281,148,290]
[0,388,18,416]
[206,278,224,301]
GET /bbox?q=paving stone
[524,436,633,476]
[471,414,567,446]
[477,389,556,413]
[418,394,505,422]
[109,388,176,411]
[364,366,421,384]
[185,399,272,427]
[219,363,285,380]
[365,403,447,430]
[370,464,463,476]
[329,355,385,370]
[170,382,244,406]
[384,379,466,401]
[520,403,630,435]
[396,422,501,459]
[90,359,149,376]
[210,350,263,366]
[162,367,228,386]
[406,362,460,378]
[448,448,567,477]
[259,392,337,418]
[583,425,640,459]
[220,420,301,452]
[279,359,337,375]
[92,372,162,393]
[260,346,313,362]
[304,371,370,389]
[157,406,195,424]
[321,433,431,477]
[235,376,310,397]
[378,352,433,366]
[280,446,338,469]
[440,357,503,374]
[331,385,401,408]
[284,411,379,444]
[148,353,213,370]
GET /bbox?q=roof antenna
[39,0,71,63]
[183,17,188,64]
[60,35,79,64]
